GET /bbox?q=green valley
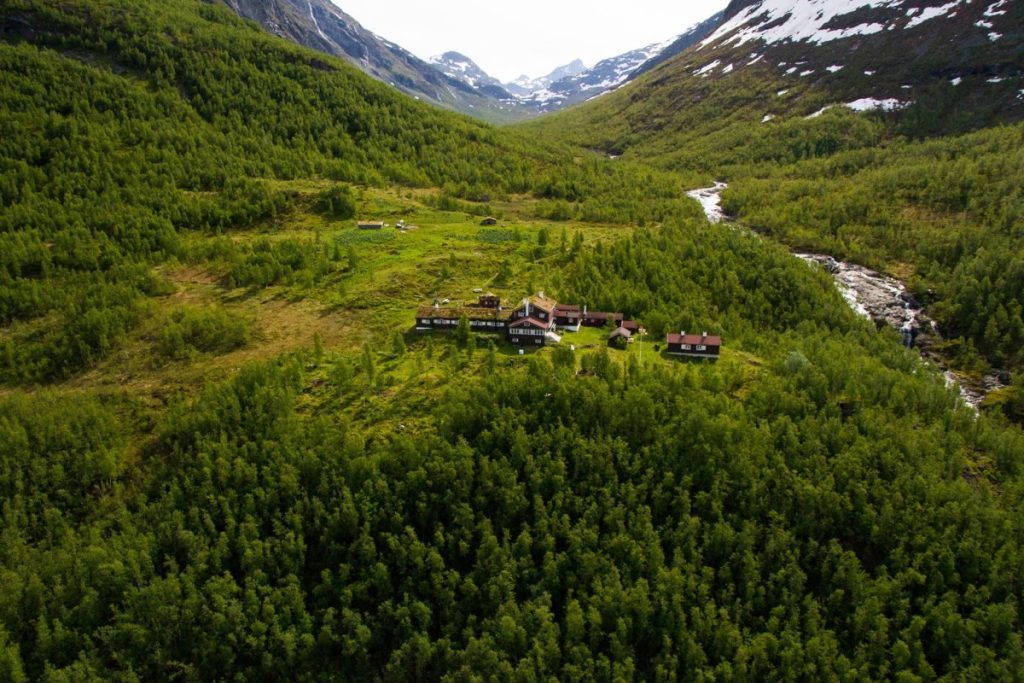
[527,23,1024,412]
[2,0,1024,680]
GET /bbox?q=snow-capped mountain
[560,0,1023,144]
[429,51,506,92]
[504,60,589,98]
[220,0,528,122]
[675,0,1023,124]
[221,0,732,120]
[439,14,727,115]
[518,41,676,111]
[514,14,730,112]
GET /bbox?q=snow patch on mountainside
[806,98,909,118]
[846,97,908,111]
[984,0,1010,17]
[700,0,979,50]
[696,60,722,76]
[906,1,967,29]
[700,0,893,48]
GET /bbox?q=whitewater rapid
[687,182,1004,411]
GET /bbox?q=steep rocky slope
[220,0,528,122]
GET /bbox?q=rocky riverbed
[688,183,1006,410]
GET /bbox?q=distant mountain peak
[549,59,588,81]
[429,51,506,92]
[222,0,732,121]
[503,59,590,97]
[509,14,727,113]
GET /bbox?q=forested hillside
[0,0,693,384]
[526,4,1024,399]
[3,0,1024,679]
[4,218,1024,679]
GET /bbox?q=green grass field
[52,183,665,407]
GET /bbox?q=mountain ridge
[221,0,735,120]
[219,0,528,122]
[504,59,589,97]
[436,15,729,116]
[535,0,1023,151]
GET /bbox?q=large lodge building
[416,294,721,358]
[416,293,639,347]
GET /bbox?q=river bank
[687,183,1006,410]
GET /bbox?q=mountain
[680,0,1024,127]
[538,0,1023,151]
[519,39,693,112]
[504,59,589,97]
[221,2,727,120]
[430,51,507,92]
[630,9,727,77]
[511,14,729,113]
[219,0,526,122]
[544,58,590,85]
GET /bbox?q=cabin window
[682,344,692,350]
[696,345,706,351]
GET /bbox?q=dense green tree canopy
[3,0,1024,679]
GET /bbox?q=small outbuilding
[475,294,502,309]
[608,326,632,348]
[480,217,498,226]
[358,221,384,230]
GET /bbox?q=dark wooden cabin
[509,294,556,325]
[506,294,558,345]
[665,331,721,359]
[581,309,624,328]
[474,294,502,309]
[554,304,581,328]
[506,317,551,346]
[416,303,509,332]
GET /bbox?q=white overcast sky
[331,1,731,82]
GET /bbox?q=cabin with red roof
[666,331,721,359]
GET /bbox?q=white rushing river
[687,183,1005,411]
